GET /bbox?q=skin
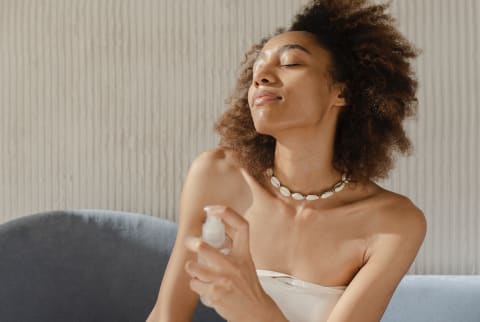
[149,31,427,322]
[247,30,349,203]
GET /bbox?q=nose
[254,77,271,87]
[252,63,277,87]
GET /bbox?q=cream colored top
[256,269,347,322]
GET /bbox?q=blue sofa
[0,209,479,322]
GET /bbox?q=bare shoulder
[364,190,427,262]
[190,146,247,206]
[381,191,426,228]
[325,190,427,321]
[191,146,230,173]
[192,146,242,180]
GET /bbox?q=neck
[272,145,343,196]
[270,123,344,196]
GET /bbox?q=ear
[332,84,347,108]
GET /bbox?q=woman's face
[247,31,345,136]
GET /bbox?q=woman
[147,0,427,321]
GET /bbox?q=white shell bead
[279,186,291,197]
[320,191,334,199]
[266,167,349,201]
[292,193,305,200]
[334,182,345,192]
[271,176,281,188]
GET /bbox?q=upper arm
[149,148,235,322]
[326,199,427,322]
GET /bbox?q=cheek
[300,80,330,103]
[247,86,254,107]
[286,86,330,115]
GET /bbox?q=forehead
[257,31,324,59]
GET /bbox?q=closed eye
[281,64,301,67]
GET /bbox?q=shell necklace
[265,167,351,201]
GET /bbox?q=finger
[185,260,216,283]
[189,276,209,297]
[189,275,232,304]
[184,236,202,253]
[222,235,233,251]
[204,206,250,254]
[185,236,232,270]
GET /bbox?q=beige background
[0,0,479,274]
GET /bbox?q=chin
[250,108,290,136]
[252,121,279,137]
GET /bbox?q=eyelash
[251,63,300,71]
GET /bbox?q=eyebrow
[256,44,311,61]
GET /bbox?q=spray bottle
[198,208,231,306]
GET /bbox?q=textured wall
[0,0,478,274]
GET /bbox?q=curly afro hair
[214,0,420,187]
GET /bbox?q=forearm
[246,295,289,322]
[145,307,157,322]
[145,306,189,322]
[263,304,289,322]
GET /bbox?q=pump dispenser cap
[202,215,225,248]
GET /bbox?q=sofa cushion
[381,274,480,322]
[0,209,225,322]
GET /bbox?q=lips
[253,90,282,106]
[254,96,280,106]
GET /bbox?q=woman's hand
[183,205,282,322]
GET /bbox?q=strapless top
[256,269,347,322]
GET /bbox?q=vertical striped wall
[384,0,480,274]
[0,0,478,274]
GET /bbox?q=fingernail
[185,236,200,250]
[203,205,226,213]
